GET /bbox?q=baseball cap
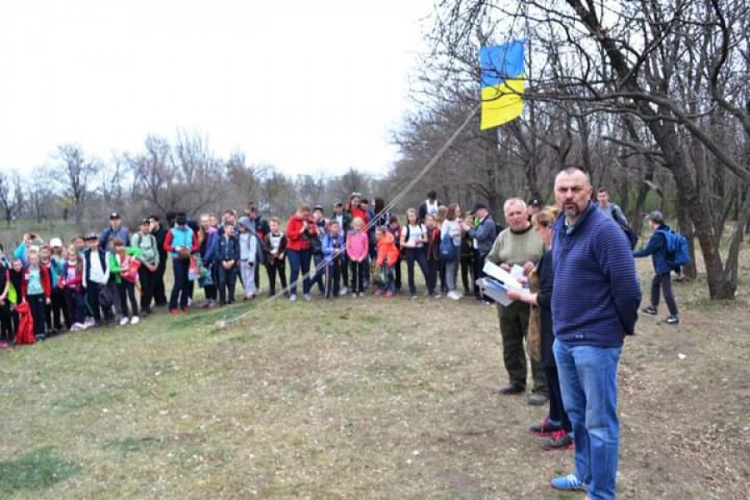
[84,232,98,241]
[647,210,664,223]
[109,212,120,220]
[49,237,63,248]
[176,214,187,225]
[333,200,343,207]
[471,203,488,213]
[238,216,253,230]
[528,199,542,208]
[313,205,324,213]
[140,218,151,225]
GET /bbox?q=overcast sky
[0,0,432,178]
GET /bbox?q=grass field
[1,252,749,499]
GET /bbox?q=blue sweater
[633,224,672,274]
[552,202,642,346]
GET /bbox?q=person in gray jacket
[462,203,497,303]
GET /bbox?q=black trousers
[472,250,490,301]
[325,260,342,298]
[265,259,287,296]
[117,281,138,318]
[169,259,191,310]
[460,255,473,293]
[546,364,571,432]
[0,301,12,341]
[65,289,86,325]
[393,255,402,290]
[218,264,238,305]
[203,262,218,301]
[48,287,69,330]
[138,266,157,312]
[153,258,168,306]
[426,258,439,295]
[349,261,365,293]
[404,247,429,296]
[85,282,111,323]
[28,294,47,336]
[651,272,679,316]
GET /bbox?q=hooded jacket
[376,232,400,267]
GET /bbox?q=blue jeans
[553,339,622,500]
[287,249,312,296]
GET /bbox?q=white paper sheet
[483,261,524,291]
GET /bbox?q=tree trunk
[676,199,698,280]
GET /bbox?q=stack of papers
[476,261,526,306]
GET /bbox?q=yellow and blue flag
[479,40,526,130]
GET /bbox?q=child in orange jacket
[375,227,400,297]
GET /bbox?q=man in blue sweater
[549,167,641,499]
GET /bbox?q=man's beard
[563,202,583,219]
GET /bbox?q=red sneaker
[181,306,191,312]
[385,290,393,298]
[169,308,180,316]
[529,417,563,436]
[541,430,575,451]
[374,289,382,297]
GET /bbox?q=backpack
[439,231,458,262]
[610,207,638,249]
[98,285,114,309]
[659,228,691,267]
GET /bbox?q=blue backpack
[659,228,691,267]
[439,232,458,262]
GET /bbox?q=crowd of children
[0,192,495,348]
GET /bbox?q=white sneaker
[119,317,129,326]
[303,293,312,301]
[448,291,461,300]
[84,317,95,327]
[339,287,349,296]
[70,323,82,332]
[130,316,140,325]
[289,294,297,302]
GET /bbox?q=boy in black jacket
[264,217,288,297]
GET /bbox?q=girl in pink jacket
[346,217,369,297]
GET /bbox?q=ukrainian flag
[479,40,526,130]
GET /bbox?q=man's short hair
[503,197,527,213]
[556,166,592,186]
[427,190,438,200]
[148,214,160,222]
[269,216,281,224]
[598,188,609,194]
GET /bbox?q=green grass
[0,263,748,498]
[0,448,82,497]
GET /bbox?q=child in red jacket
[375,227,400,297]
[22,251,51,340]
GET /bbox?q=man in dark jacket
[418,190,441,222]
[462,203,496,303]
[633,210,679,325]
[549,167,641,498]
[149,214,169,307]
[99,212,130,251]
[243,202,271,292]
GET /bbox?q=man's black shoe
[499,384,525,395]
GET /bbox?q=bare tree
[0,170,23,226]
[429,0,750,299]
[55,144,100,227]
